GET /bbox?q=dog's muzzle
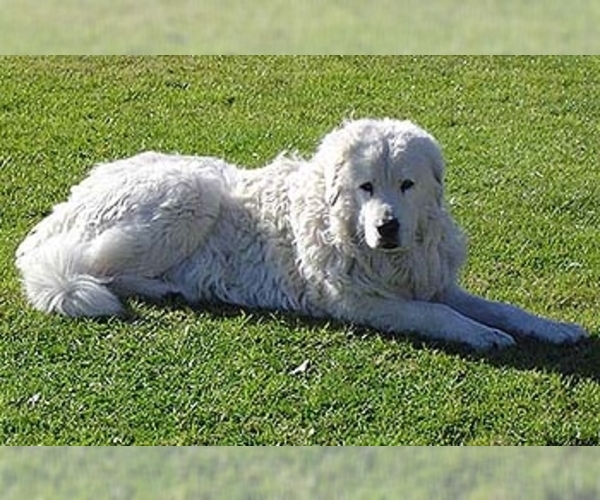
[377,218,400,249]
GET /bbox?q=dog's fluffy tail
[15,237,123,317]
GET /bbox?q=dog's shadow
[471,335,600,383]
[126,295,600,383]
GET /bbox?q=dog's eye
[359,182,374,195]
[400,179,415,193]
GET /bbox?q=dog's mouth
[372,218,401,251]
[379,239,400,250]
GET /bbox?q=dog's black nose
[377,218,399,241]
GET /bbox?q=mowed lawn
[1,57,600,445]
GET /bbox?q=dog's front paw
[523,319,588,345]
[545,321,588,344]
[467,326,516,352]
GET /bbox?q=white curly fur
[15,118,587,350]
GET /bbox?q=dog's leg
[440,286,588,344]
[343,299,516,350]
[109,275,181,299]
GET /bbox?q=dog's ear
[327,188,341,206]
[315,124,348,206]
[432,159,443,186]
[434,164,445,206]
[428,146,445,206]
[324,159,343,206]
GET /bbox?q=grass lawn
[0,1,599,54]
[1,56,600,445]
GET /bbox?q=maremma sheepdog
[15,118,587,350]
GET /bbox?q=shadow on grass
[374,325,600,384]
[126,293,600,384]
[474,335,600,383]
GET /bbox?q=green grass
[1,448,600,499]
[1,1,600,54]
[1,57,600,445]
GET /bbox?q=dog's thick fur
[15,118,587,350]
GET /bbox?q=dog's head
[316,118,445,251]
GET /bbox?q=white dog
[15,118,587,350]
